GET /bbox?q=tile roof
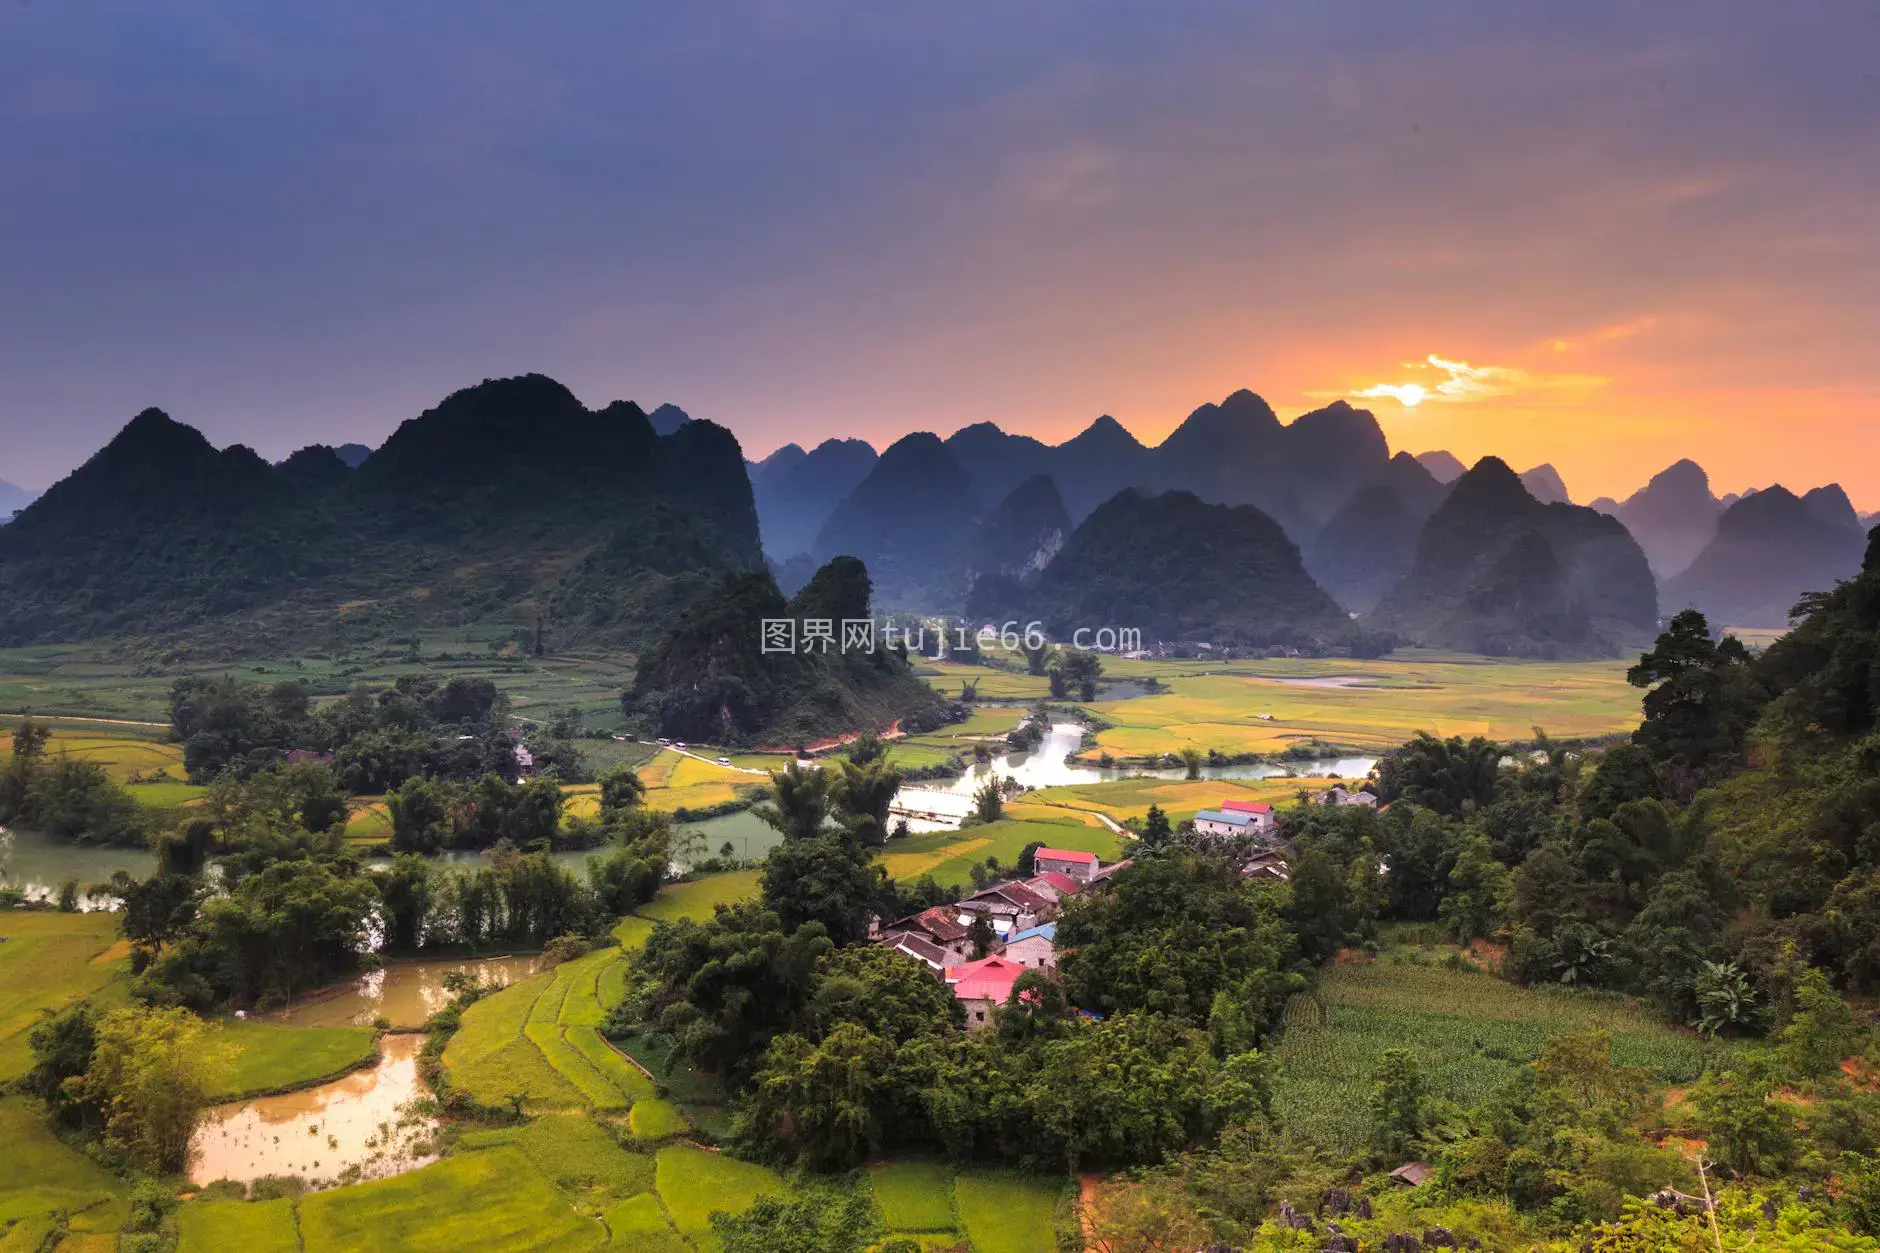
[910,907,969,942]
[1035,847,1099,865]
[884,934,949,967]
[945,955,1027,1004]
[1221,800,1273,814]
[1027,871,1081,896]
[1006,923,1056,945]
[1193,809,1254,826]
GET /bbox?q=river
[265,955,547,1029]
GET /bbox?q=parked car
[716,756,732,766]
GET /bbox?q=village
[870,782,1378,1027]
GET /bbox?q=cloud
[1351,354,1609,408]
[1549,315,1661,353]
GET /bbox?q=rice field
[444,950,652,1113]
[952,1171,1066,1253]
[1080,652,1637,760]
[1271,945,1712,1154]
[0,911,128,1081]
[878,817,1121,887]
[653,1145,785,1246]
[211,1020,379,1099]
[0,726,203,809]
[1026,777,1328,828]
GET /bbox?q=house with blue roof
[1001,921,1057,971]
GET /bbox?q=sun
[1397,383,1426,408]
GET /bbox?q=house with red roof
[1033,847,1100,882]
[946,955,1027,1028]
[1221,798,1277,833]
[1023,870,1082,905]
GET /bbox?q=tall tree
[754,761,833,841]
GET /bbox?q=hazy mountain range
[2,375,1873,663]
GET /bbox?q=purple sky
[2,2,1877,504]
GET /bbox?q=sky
[1,2,1877,506]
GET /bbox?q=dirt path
[1078,1173,1102,1249]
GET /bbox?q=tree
[966,912,996,959]
[1081,1180,1214,1253]
[753,761,833,841]
[709,1188,880,1253]
[1180,747,1203,781]
[25,1003,98,1128]
[1779,967,1857,1080]
[741,1024,894,1168]
[1628,609,1762,786]
[972,775,1004,823]
[761,834,883,946]
[599,767,645,814]
[1691,1068,1795,1176]
[1139,805,1175,855]
[832,748,903,847]
[1376,731,1502,814]
[387,775,451,854]
[1368,1047,1427,1161]
[68,1006,228,1172]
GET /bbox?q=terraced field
[0,911,129,1081]
[444,950,650,1113]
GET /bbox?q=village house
[1021,870,1082,906]
[1001,922,1057,971]
[1088,858,1133,885]
[874,906,974,966]
[1220,798,1277,833]
[879,931,954,973]
[955,881,1052,936]
[1033,846,1101,882]
[946,954,1027,1028]
[1192,807,1261,839]
[1318,783,1378,808]
[1241,850,1291,882]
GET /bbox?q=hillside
[1049,414,1156,523]
[1007,488,1345,645]
[965,474,1070,584]
[1519,463,1571,505]
[1304,453,1448,614]
[1373,457,1658,657]
[1662,484,1869,628]
[0,479,40,519]
[0,375,762,651]
[749,436,878,559]
[811,432,975,612]
[625,555,950,745]
[943,422,1055,510]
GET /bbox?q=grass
[868,1160,959,1233]
[300,1146,607,1252]
[444,971,590,1111]
[210,1019,378,1099]
[1079,652,1638,760]
[653,1145,784,1245]
[605,1192,687,1251]
[1027,777,1319,827]
[879,818,1120,888]
[920,661,1051,701]
[636,871,763,924]
[953,1170,1064,1253]
[627,1098,689,1141]
[506,1113,655,1205]
[1271,946,1713,1154]
[175,1198,299,1253]
[0,1098,127,1232]
[0,911,128,1081]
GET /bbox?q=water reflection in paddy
[189,1033,437,1189]
[268,955,545,1028]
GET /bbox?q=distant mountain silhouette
[966,474,1071,585]
[1373,457,1657,658]
[1520,464,1571,505]
[1305,452,1447,613]
[334,443,372,468]
[1662,485,1868,628]
[648,403,693,436]
[944,422,1055,510]
[1416,450,1467,483]
[987,488,1345,645]
[0,375,760,650]
[812,432,975,611]
[1611,459,1722,580]
[0,479,39,522]
[1049,415,1156,523]
[749,437,878,559]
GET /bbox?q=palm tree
[832,749,903,847]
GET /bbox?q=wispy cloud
[1349,354,1609,408]
[1548,315,1661,353]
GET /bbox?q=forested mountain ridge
[1304,451,1448,613]
[749,436,878,560]
[1373,456,1658,658]
[0,374,763,652]
[975,488,1347,645]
